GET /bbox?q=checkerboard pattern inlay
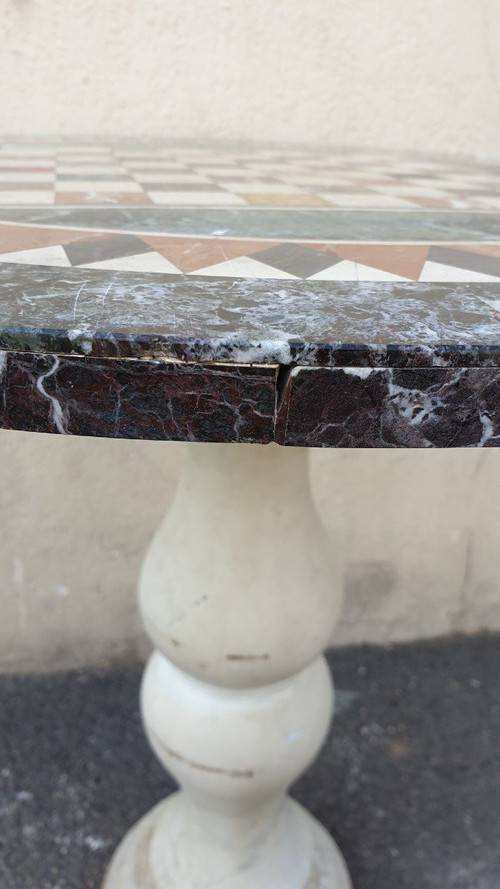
[1,140,500,210]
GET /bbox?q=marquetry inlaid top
[0,140,499,447]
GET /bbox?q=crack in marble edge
[0,347,280,371]
[2,350,500,447]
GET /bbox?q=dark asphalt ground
[1,633,499,889]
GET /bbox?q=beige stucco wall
[1,434,499,673]
[1,0,500,159]
[0,0,500,671]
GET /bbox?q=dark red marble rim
[1,349,500,448]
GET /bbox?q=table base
[104,795,351,889]
[102,442,351,889]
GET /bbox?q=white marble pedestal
[104,442,352,889]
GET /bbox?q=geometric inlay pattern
[0,139,500,210]
[1,141,500,447]
[1,225,500,281]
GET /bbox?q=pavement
[1,633,500,889]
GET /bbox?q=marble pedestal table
[2,140,500,888]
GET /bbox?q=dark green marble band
[1,207,500,242]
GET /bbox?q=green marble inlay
[1,208,500,242]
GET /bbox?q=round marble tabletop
[1,140,500,447]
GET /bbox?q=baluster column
[104,442,352,889]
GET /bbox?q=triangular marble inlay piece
[335,245,429,281]
[249,243,339,278]
[309,260,411,281]
[82,252,182,274]
[64,234,153,266]
[141,237,276,274]
[419,261,500,283]
[0,244,72,267]
[189,256,298,279]
[0,223,99,254]
[428,245,500,278]
[455,245,500,260]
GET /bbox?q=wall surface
[1,0,500,671]
[1,433,500,673]
[1,0,500,158]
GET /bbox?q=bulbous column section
[104,443,352,889]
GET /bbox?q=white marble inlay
[83,252,181,274]
[190,256,298,279]
[0,191,54,204]
[420,262,500,283]
[0,245,71,267]
[309,261,410,282]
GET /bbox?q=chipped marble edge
[1,265,500,367]
[3,331,500,369]
[0,350,279,444]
